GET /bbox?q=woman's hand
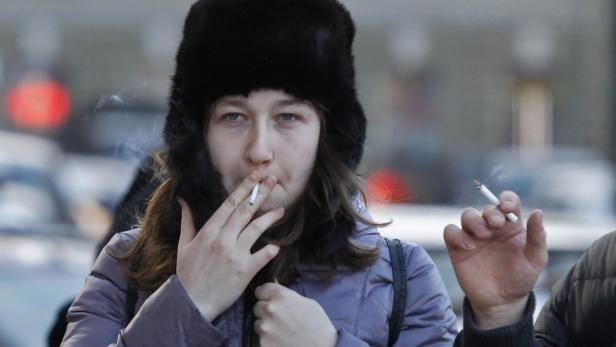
[443,191,548,329]
[176,171,284,322]
[253,282,337,347]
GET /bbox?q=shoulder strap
[126,286,138,322]
[385,238,407,347]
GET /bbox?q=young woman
[61,0,459,346]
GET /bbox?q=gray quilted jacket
[61,208,457,347]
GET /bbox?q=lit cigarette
[249,183,260,206]
[473,180,518,223]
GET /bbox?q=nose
[244,122,273,168]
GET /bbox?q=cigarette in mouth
[249,183,260,206]
[473,180,519,223]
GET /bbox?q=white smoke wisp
[490,165,509,183]
[95,93,125,111]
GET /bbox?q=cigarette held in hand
[249,183,260,206]
[473,180,519,223]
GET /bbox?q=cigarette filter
[473,180,519,223]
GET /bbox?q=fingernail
[269,244,280,257]
[464,241,476,250]
[502,201,513,209]
[492,215,505,225]
[277,207,285,216]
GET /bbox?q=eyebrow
[215,98,246,108]
[274,98,311,108]
[215,96,312,109]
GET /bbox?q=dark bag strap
[126,286,138,322]
[385,238,407,347]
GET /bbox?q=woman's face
[206,89,321,213]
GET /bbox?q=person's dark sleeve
[535,230,616,346]
[533,267,572,346]
[453,293,539,347]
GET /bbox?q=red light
[5,80,71,129]
[366,169,414,203]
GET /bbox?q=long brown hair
[116,106,389,291]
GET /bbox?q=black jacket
[455,230,616,347]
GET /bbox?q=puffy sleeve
[61,231,226,347]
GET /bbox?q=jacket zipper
[242,289,255,347]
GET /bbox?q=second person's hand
[443,191,548,329]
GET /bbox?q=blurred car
[369,202,613,326]
[60,101,165,162]
[55,101,166,238]
[0,130,76,236]
[54,154,141,239]
[0,130,95,347]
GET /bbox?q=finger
[248,244,280,280]
[223,175,278,240]
[525,209,548,268]
[237,207,285,249]
[201,171,263,234]
[499,190,523,221]
[443,224,476,251]
[254,318,268,337]
[178,198,196,247]
[460,208,491,238]
[253,301,272,318]
[254,281,283,301]
[482,205,506,229]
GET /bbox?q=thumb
[178,198,196,248]
[525,209,548,269]
[250,244,280,275]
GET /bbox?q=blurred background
[1,0,615,345]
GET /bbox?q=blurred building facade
[0,0,614,203]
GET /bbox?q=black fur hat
[163,0,366,225]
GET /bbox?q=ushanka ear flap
[164,82,226,230]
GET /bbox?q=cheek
[279,131,319,186]
[207,132,242,192]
